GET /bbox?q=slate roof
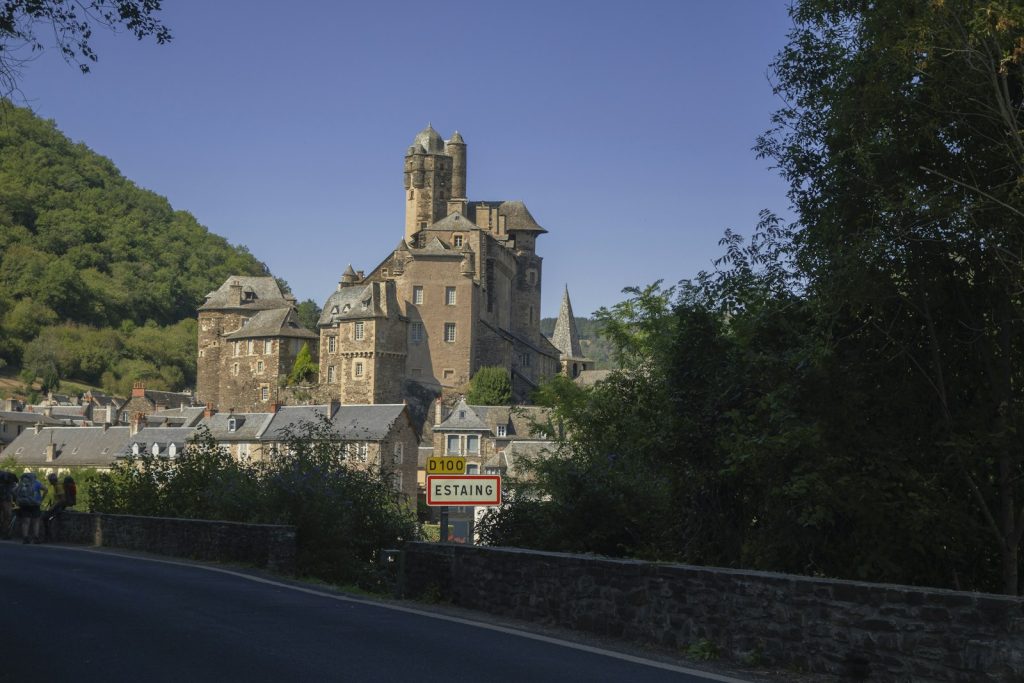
[434,399,491,433]
[142,390,196,410]
[552,286,585,358]
[331,404,408,441]
[0,411,64,426]
[258,405,337,442]
[200,412,275,441]
[5,426,130,468]
[428,212,474,232]
[500,439,555,476]
[319,283,381,325]
[223,308,316,340]
[199,276,289,312]
[147,406,207,428]
[124,427,196,457]
[411,124,445,154]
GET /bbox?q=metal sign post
[440,505,449,543]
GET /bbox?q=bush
[89,421,415,585]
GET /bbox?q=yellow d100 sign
[427,457,466,475]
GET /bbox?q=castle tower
[404,124,453,243]
[445,131,467,216]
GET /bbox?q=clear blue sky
[16,0,795,319]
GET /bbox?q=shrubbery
[89,420,416,586]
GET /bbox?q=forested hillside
[0,103,271,396]
[540,316,615,369]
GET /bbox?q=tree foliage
[465,365,512,406]
[0,103,270,393]
[89,422,416,585]
[287,342,317,385]
[0,0,170,98]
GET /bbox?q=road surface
[0,542,752,682]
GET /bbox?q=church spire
[552,285,583,358]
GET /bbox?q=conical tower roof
[552,286,583,358]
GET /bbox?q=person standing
[14,472,45,544]
[0,470,17,540]
[43,473,66,541]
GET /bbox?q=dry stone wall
[401,543,1024,682]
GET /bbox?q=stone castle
[196,125,591,413]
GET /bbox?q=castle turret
[404,124,453,242]
[445,131,467,216]
[552,286,593,379]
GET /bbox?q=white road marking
[31,543,755,682]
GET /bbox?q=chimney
[269,401,280,414]
[434,400,445,426]
[203,402,216,419]
[105,405,115,425]
[130,412,145,436]
[34,423,43,434]
[103,422,109,432]
[230,279,243,305]
[131,381,146,399]
[45,443,56,462]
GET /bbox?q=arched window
[151,443,161,456]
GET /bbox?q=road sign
[426,475,501,506]
[426,456,466,475]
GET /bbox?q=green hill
[0,102,271,397]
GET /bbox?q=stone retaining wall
[401,543,1024,682]
[52,511,296,574]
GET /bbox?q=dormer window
[228,417,237,432]
[343,304,351,313]
[151,443,161,456]
[132,443,140,456]
[496,424,506,437]
[168,443,178,458]
[459,410,466,419]
[331,305,339,315]
[453,235,463,248]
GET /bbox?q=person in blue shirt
[15,472,45,544]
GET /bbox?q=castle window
[466,435,479,454]
[447,435,461,455]
[248,340,255,355]
[261,386,269,401]
[410,322,424,344]
[267,340,274,354]
[233,341,240,356]
[328,336,336,353]
[445,287,456,306]
[257,361,264,373]
[392,471,403,492]
[453,235,463,248]
[354,361,364,378]
[393,442,403,465]
[327,366,335,383]
[443,369,455,380]
[198,350,204,358]
[444,323,456,343]
[354,322,364,340]
[232,363,239,376]
[412,286,423,305]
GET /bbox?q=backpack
[63,476,77,507]
[14,475,38,507]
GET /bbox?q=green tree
[287,342,318,385]
[295,299,321,332]
[759,0,1024,594]
[465,366,512,405]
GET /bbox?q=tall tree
[759,0,1024,594]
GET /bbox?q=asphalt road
[0,542,752,683]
